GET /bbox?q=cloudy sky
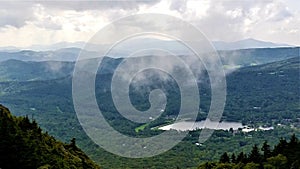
[0,0,299,48]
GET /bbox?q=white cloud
[0,0,299,47]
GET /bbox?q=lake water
[159,119,245,131]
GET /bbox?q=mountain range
[0,53,299,168]
[0,44,299,168]
[212,38,292,50]
[0,46,298,69]
[0,38,294,52]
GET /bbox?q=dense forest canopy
[0,104,101,169]
[198,134,300,169]
[0,49,299,168]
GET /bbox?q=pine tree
[220,152,230,163]
[286,134,300,167]
[261,141,272,160]
[237,152,246,163]
[289,134,298,147]
[231,153,236,163]
[210,134,300,169]
[249,144,261,163]
[70,137,77,148]
[273,138,288,156]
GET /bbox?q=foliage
[0,105,100,169]
[220,152,230,163]
[0,52,299,168]
[198,134,300,169]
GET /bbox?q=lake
[159,119,245,131]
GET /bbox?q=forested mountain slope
[0,104,101,169]
[198,134,300,169]
[0,55,298,168]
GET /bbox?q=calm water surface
[159,120,245,131]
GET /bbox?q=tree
[203,134,300,169]
[249,144,261,163]
[0,105,100,169]
[290,160,300,169]
[231,153,236,163]
[286,134,300,167]
[237,152,247,163]
[266,154,288,169]
[198,162,216,169]
[70,137,76,148]
[243,162,260,169]
[289,134,298,147]
[262,141,272,160]
[220,152,230,163]
[214,163,234,169]
[273,138,287,156]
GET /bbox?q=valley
[0,47,299,168]
[1,0,300,168]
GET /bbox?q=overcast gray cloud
[38,1,161,11]
[0,2,36,28]
[0,1,161,28]
[0,0,299,47]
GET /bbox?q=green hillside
[198,134,300,169]
[0,55,299,168]
[0,104,101,169]
[224,56,300,124]
[0,59,73,82]
[0,47,298,82]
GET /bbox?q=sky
[0,0,299,48]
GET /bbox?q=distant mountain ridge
[213,38,292,50]
[0,46,298,63]
[0,38,295,52]
[0,47,298,82]
[0,48,98,62]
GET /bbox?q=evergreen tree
[237,152,246,163]
[248,144,261,163]
[231,153,236,163]
[261,141,272,160]
[70,137,76,148]
[289,134,298,147]
[266,154,288,169]
[219,152,230,163]
[198,162,216,169]
[286,134,300,167]
[203,134,300,169]
[273,138,288,156]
